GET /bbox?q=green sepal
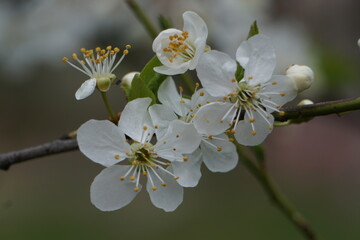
[247,21,259,40]
[128,74,157,104]
[235,62,245,82]
[139,56,168,97]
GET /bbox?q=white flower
[286,64,314,92]
[152,11,208,75]
[196,34,297,146]
[77,98,202,212]
[149,78,238,186]
[62,45,131,100]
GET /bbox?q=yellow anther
[129,176,135,181]
[174,34,178,38]
[179,100,185,103]
[133,187,139,192]
[154,125,159,129]
[279,92,286,97]
[231,129,236,134]
[176,135,179,138]
[223,96,228,100]
[279,111,285,116]
[126,152,130,156]
[208,136,213,140]
[106,46,112,51]
[183,156,188,162]
[198,104,202,107]
[126,44,132,49]
[172,148,176,151]
[114,47,120,53]
[80,60,85,64]
[268,125,273,130]
[217,146,223,152]
[231,78,237,82]
[229,93,235,97]
[225,129,231,134]
[72,53,78,60]
[271,81,277,85]
[143,171,147,176]
[220,120,224,123]
[249,118,255,123]
[229,138,235,142]
[62,57,68,63]
[169,57,173,63]
[199,92,205,96]
[248,76,253,80]
[131,161,137,166]
[173,176,180,180]
[95,47,101,52]
[163,141,167,144]
[143,126,148,130]
[191,113,196,118]
[251,130,257,136]
[119,177,125,181]
[161,182,167,187]
[206,101,211,104]
[123,49,129,55]
[80,48,86,53]
[165,162,171,166]
[152,186,157,191]
[189,108,194,112]
[181,31,188,37]
[179,86,184,92]
[100,49,106,54]
[110,50,115,55]
[195,82,200,87]
[228,123,232,127]
[114,154,120,159]
[169,36,174,41]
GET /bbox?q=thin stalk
[236,143,319,240]
[179,72,196,93]
[101,92,116,121]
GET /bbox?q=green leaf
[158,15,173,30]
[235,62,245,81]
[250,145,266,168]
[247,21,259,40]
[139,56,168,96]
[128,74,157,104]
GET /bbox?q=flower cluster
[67,11,312,212]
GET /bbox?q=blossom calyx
[286,64,314,93]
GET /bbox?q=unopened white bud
[121,71,139,88]
[286,64,314,93]
[298,99,314,106]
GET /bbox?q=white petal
[189,88,216,112]
[156,120,202,157]
[146,166,183,212]
[183,11,208,43]
[236,40,251,68]
[240,35,276,86]
[171,148,202,187]
[196,50,237,97]
[90,165,140,211]
[149,104,177,139]
[201,134,238,172]
[75,78,96,100]
[193,102,235,136]
[234,109,274,146]
[153,64,189,75]
[77,120,131,167]
[260,75,297,112]
[157,77,189,116]
[118,98,154,143]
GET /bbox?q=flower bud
[121,71,139,88]
[96,73,116,92]
[286,64,314,93]
[298,99,314,106]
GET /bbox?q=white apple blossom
[152,11,208,75]
[149,78,238,187]
[286,64,314,92]
[63,45,131,100]
[196,34,297,146]
[77,98,202,212]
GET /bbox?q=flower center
[129,142,156,166]
[163,31,195,63]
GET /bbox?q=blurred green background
[1,0,360,239]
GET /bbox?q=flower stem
[236,143,319,240]
[179,72,196,94]
[125,0,158,39]
[100,92,116,121]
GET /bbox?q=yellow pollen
[251,130,257,136]
[198,104,202,107]
[180,100,185,103]
[268,125,273,130]
[279,92,286,97]
[152,186,157,191]
[223,96,228,100]
[119,177,125,181]
[195,82,200,87]
[125,44,132,49]
[165,162,171,166]
[220,120,224,123]
[179,86,184,92]
[95,47,101,52]
[249,118,255,123]
[225,130,231,134]
[173,176,180,180]
[183,156,188,162]
[154,125,159,129]
[143,171,147,176]
[231,78,237,82]
[80,48,86,53]
[189,108,194,112]
[126,152,130,156]
[191,113,196,118]
[231,129,236,134]
[169,57,174,63]
[131,161,137,166]
[163,141,167,144]
[279,111,285,116]
[228,123,232,127]
[276,105,281,109]
[199,92,205,96]
[114,154,120,159]
[208,136,213,140]
[216,99,221,102]
[133,187,139,192]
[123,49,129,55]
[114,47,120,53]
[229,93,235,97]
[100,49,106,54]
[217,146,223,152]
[80,60,85,64]
[129,176,135,181]
[248,76,253,80]
[229,138,235,142]
[62,57,68,63]
[206,101,211,104]
[143,126,148,130]
[161,183,167,187]
[72,53,78,60]
[272,81,277,85]
[106,46,112,51]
